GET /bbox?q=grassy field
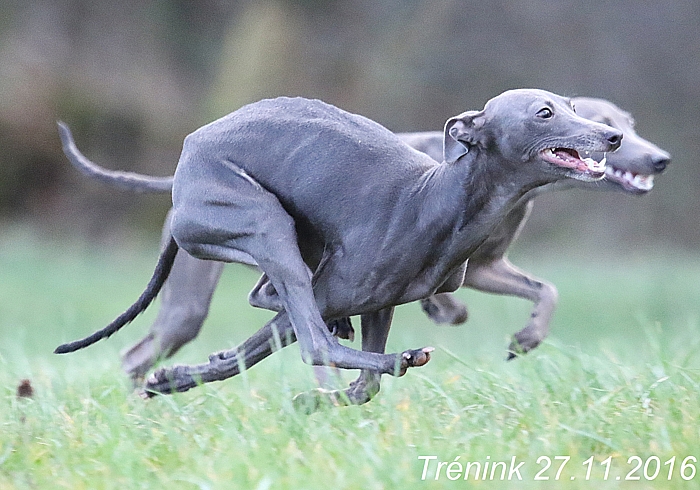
[1,227,699,489]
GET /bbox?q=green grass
[1,228,699,489]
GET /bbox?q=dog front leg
[463,257,558,359]
[292,307,393,412]
[419,263,469,325]
[249,274,356,341]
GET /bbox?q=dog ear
[443,110,485,164]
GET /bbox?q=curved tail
[57,121,174,193]
[54,237,180,354]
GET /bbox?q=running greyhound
[56,89,620,406]
[58,97,664,378]
[402,97,670,357]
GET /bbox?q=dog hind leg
[142,311,296,396]
[172,163,432,376]
[121,253,224,382]
[122,210,225,383]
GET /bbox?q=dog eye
[536,107,553,119]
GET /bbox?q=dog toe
[399,346,435,375]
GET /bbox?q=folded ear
[443,110,485,163]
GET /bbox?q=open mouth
[540,148,606,180]
[604,167,654,192]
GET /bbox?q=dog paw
[399,346,435,375]
[327,317,355,341]
[141,365,198,397]
[506,331,543,360]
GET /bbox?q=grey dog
[403,97,670,357]
[56,89,620,405]
[60,97,666,382]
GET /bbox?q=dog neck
[436,149,551,270]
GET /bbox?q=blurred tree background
[0,0,697,255]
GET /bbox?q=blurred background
[0,0,698,255]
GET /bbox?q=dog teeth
[583,156,605,172]
[636,174,654,190]
[605,167,655,190]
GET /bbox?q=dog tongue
[555,148,602,172]
[555,148,605,173]
[554,148,591,172]
[543,148,605,176]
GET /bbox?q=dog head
[444,88,622,183]
[572,97,670,194]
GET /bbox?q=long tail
[57,121,174,193]
[54,237,180,354]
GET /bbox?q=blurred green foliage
[0,0,697,252]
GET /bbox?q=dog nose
[651,151,671,173]
[606,130,623,150]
